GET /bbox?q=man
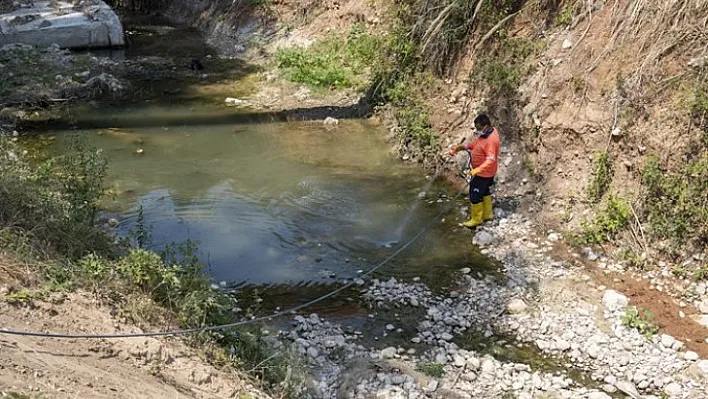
[449,114,501,228]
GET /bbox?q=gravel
[277,212,707,398]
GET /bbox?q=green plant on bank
[641,155,708,255]
[587,151,613,202]
[473,35,541,100]
[555,2,574,26]
[0,135,112,260]
[620,248,648,271]
[276,23,383,90]
[0,137,306,397]
[673,262,708,281]
[579,195,631,244]
[416,361,445,378]
[621,306,659,338]
[3,288,49,304]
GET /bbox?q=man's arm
[450,139,476,155]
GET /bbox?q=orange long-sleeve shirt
[465,128,500,178]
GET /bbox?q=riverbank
[272,200,708,398]
[0,269,266,398]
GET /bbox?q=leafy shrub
[587,151,613,202]
[641,155,708,253]
[622,306,659,338]
[395,105,437,149]
[0,135,112,259]
[417,361,445,377]
[554,3,573,26]
[580,195,631,244]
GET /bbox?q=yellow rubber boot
[482,195,494,221]
[462,203,484,228]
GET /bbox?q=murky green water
[49,103,494,291]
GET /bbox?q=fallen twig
[629,202,648,254]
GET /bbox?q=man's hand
[467,168,480,177]
[449,144,464,156]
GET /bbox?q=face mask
[476,129,485,135]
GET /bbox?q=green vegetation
[689,75,708,135]
[621,306,659,338]
[276,24,383,90]
[0,136,305,398]
[554,3,574,26]
[473,35,542,100]
[416,361,445,377]
[579,195,631,244]
[587,151,613,202]
[0,135,112,259]
[641,155,708,255]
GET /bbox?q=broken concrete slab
[0,0,124,49]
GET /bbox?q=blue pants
[469,176,494,204]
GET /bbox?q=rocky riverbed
[277,209,708,398]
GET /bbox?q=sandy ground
[0,280,264,399]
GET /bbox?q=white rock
[663,382,683,397]
[225,97,246,105]
[323,117,339,126]
[696,359,708,376]
[616,381,640,397]
[586,344,601,359]
[440,332,454,341]
[684,351,699,361]
[602,290,628,311]
[453,355,466,367]
[547,233,561,242]
[555,339,571,352]
[386,324,395,331]
[691,314,708,327]
[507,298,529,314]
[562,38,573,49]
[460,267,471,274]
[602,384,617,394]
[307,347,319,358]
[467,357,481,370]
[381,347,397,359]
[660,334,676,349]
[473,231,496,246]
[588,392,612,399]
[425,380,438,392]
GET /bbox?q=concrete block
[0,0,124,49]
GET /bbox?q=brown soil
[601,273,708,358]
[545,241,708,358]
